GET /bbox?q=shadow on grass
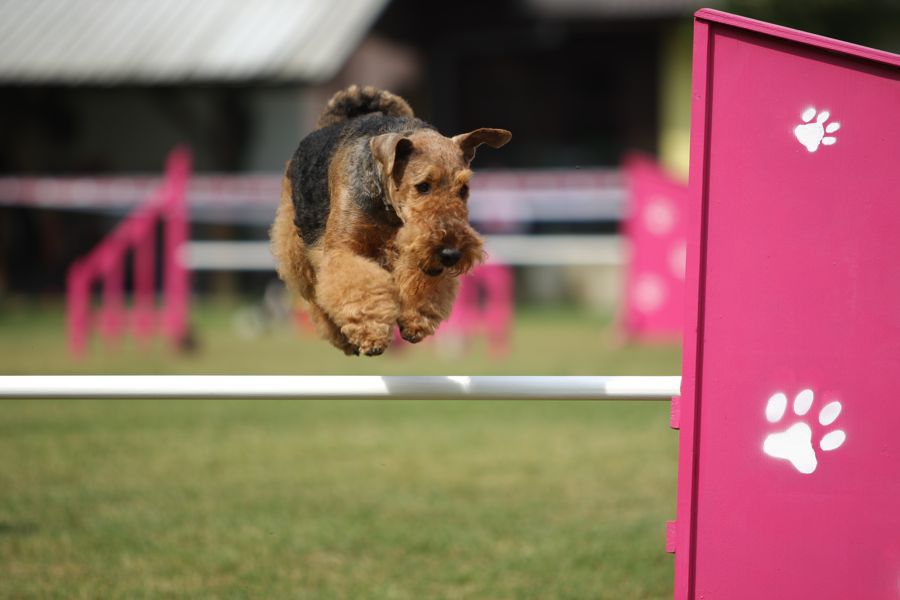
[0,521,38,536]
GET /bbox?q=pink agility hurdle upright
[672,10,900,600]
[439,264,514,357]
[66,148,192,356]
[621,154,688,341]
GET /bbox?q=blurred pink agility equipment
[439,264,514,357]
[67,148,192,356]
[672,10,900,600]
[622,153,688,341]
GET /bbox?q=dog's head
[371,127,511,277]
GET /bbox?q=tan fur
[271,87,510,356]
[270,170,314,299]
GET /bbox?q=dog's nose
[439,247,462,267]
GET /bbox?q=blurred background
[0,1,897,597]
[0,0,897,360]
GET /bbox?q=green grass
[0,300,681,375]
[0,301,681,598]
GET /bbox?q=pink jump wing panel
[622,154,688,341]
[675,10,900,600]
[439,264,514,358]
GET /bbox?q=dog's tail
[316,85,414,129]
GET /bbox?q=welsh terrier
[270,85,511,355]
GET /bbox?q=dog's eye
[415,182,430,194]
[459,184,469,199]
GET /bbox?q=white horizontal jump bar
[0,376,680,400]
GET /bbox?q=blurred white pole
[182,236,624,270]
[0,376,680,400]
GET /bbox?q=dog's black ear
[371,133,414,184]
[453,128,512,165]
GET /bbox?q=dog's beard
[396,221,485,278]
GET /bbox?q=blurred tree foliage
[722,0,900,52]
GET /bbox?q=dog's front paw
[339,342,361,356]
[341,322,392,356]
[397,315,438,344]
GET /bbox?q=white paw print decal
[794,107,840,152]
[763,389,845,474]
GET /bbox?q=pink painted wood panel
[439,264,513,358]
[622,154,688,341]
[676,10,900,600]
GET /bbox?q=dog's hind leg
[270,173,317,299]
[314,250,400,356]
[272,173,361,354]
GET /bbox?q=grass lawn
[0,300,681,598]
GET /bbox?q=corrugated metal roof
[526,0,714,18]
[0,0,389,84]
